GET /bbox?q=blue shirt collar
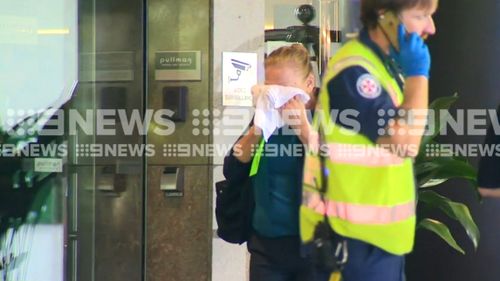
[359,28,387,62]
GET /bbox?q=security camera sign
[222,52,257,107]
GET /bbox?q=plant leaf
[416,157,477,188]
[418,218,465,254]
[469,179,483,203]
[420,178,448,188]
[419,191,480,250]
[414,160,440,176]
[421,94,459,146]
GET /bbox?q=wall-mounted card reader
[160,166,184,197]
[163,86,187,122]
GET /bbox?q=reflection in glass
[0,0,77,130]
[0,1,77,281]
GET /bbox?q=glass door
[71,0,146,281]
[264,0,362,76]
[0,0,79,280]
[0,0,146,280]
[1,0,213,279]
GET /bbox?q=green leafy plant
[0,114,59,280]
[415,94,480,254]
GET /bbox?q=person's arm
[377,25,431,157]
[478,188,500,198]
[233,125,262,163]
[223,149,252,183]
[377,77,428,157]
[326,66,398,150]
[222,122,261,183]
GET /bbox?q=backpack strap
[249,139,265,177]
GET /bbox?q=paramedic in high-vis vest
[301,0,438,280]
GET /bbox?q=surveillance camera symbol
[229,59,251,82]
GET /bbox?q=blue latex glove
[390,24,431,78]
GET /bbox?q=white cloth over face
[251,84,310,141]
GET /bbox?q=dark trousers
[247,233,330,281]
[340,238,406,281]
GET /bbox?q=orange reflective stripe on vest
[327,143,404,166]
[302,189,415,225]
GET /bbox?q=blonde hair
[265,44,313,79]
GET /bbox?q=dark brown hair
[361,0,437,29]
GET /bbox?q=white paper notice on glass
[222,52,257,107]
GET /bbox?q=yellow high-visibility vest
[300,38,416,255]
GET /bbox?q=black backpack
[215,177,254,244]
[215,139,264,244]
